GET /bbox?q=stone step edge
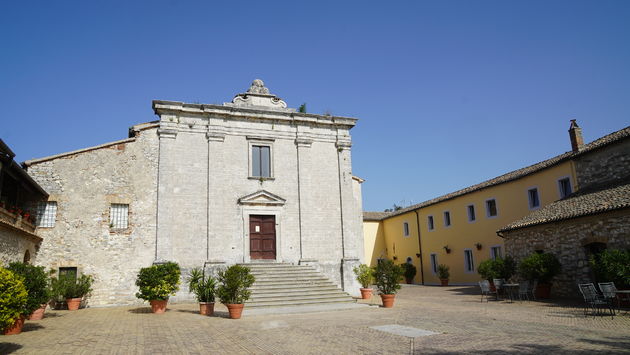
[245,298,356,308]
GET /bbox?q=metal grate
[110,204,129,229]
[36,201,57,227]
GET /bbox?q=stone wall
[503,209,630,298]
[574,139,630,188]
[0,208,40,266]
[27,129,159,306]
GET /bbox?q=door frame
[241,206,282,263]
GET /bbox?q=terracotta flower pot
[226,303,245,319]
[28,304,47,320]
[380,294,396,308]
[199,302,215,316]
[535,283,552,299]
[3,316,25,335]
[489,280,496,292]
[360,288,373,300]
[66,298,82,311]
[405,277,414,284]
[440,279,449,286]
[150,299,168,314]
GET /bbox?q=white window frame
[430,253,438,274]
[485,198,498,218]
[110,203,129,230]
[490,245,503,260]
[464,249,475,273]
[467,204,476,223]
[247,138,274,179]
[443,210,451,227]
[36,201,57,228]
[557,176,572,199]
[527,186,540,210]
[403,221,410,237]
[427,215,434,231]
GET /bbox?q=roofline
[384,125,630,219]
[152,100,358,128]
[352,175,365,183]
[23,137,137,166]
[497,205,630,234]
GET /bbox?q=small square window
[110,204,129,229]
[467,204,476,222]
[485,199,498,218]
[427,216,434,231]
[58,267,77,281]
[558,177,572,199]
[36,201,57,228]
[528,188,540,209]
[403,222,410,237]
[443,211,451,227]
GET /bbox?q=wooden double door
[249,215,276,260]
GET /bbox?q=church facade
[24,80,364,306]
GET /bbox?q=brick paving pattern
[2,285,629,354]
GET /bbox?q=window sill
[248,176,275,181]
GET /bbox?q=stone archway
[23,249,31,264]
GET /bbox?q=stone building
[499,123,630,297]
[24,80,365,306]
[0,139,48,265]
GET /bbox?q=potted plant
[437,264,450,286]
[217,265,255,319]
[6,262,51,320]
[443,246,451,254]
[135,262,181,314]
[590,249,630,289]
[188,267,217,316]
[353,264,374,299]
[478,257,516,291]
[55,273,94,310]
[373,259,403,308]
[0,268,28,335]
[518,253,561,298]
[475,243,482,250]
[401,263,417,284]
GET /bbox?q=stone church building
[24,80,365,306]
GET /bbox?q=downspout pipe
[414,209,425,285]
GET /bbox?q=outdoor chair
[493,278,504,299]
[479,280,493,302]
[598,282,619,312]
[578,283,614,319]
[518,280,530,301]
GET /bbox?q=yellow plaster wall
[363,220,386,267]
[378,161,575,285]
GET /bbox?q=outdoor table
[502,283,519,303]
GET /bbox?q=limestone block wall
[575,139,630,188]
[27,129,159,306]
[504,210,630,298]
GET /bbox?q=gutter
[414,209,425,285]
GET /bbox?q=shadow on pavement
[127,307,152,314]
[22,323,45,332]
[0,343,23,354]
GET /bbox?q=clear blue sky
[1,1,629,212]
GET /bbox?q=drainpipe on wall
[414,209,425,285]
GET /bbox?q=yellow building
[363,121,606,285]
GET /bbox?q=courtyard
[2,285,629,354]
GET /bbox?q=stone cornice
[152,100,358,129]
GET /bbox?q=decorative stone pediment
[238,190,286,206]
[225,79,292,111]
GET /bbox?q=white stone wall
[27,130,159,306]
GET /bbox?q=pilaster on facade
[157,128,178,140]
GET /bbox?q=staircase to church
[241,263,356,308]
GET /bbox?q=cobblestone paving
[2,285,629,354]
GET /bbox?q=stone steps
[239,263,355,308]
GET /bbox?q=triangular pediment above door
[238,190,286,206]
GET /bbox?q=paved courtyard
[2,285,629,354]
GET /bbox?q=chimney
[568,119,584,152]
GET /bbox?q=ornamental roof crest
[226,79,291,111]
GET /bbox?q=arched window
[23,250,31,264]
